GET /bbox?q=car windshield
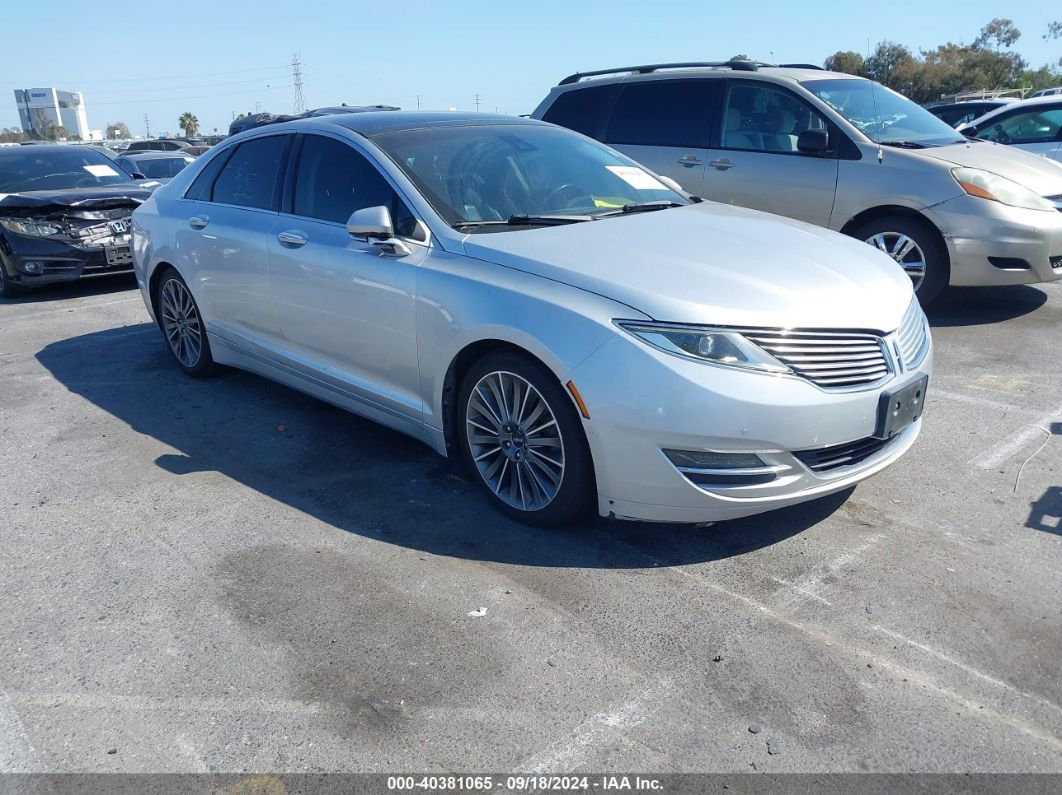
[135,157,194,178]
[0,148,136,193]
[373,123,687,231]
[803,78,966,147]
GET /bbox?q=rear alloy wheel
[155,268,222,377]
[458,352,593,526]
[854,215,948,306]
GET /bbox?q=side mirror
[797,128,829,155]
[960,127,977,138]
[131,172,146,180]
[346,205,411,257]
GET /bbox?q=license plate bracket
[875,375,928,440]
[104,243,132,267]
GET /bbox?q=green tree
[106,121,131,139]
[0,128,25,143]
[974,18,1021,50]
[178,111,199,137]
[824,51,866,76]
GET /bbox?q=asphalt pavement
[0,275,1059,774]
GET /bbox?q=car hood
[909,141,1062,196]
[460,203,914,332]
[0,185,153,218]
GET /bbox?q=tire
[457,351,594,527]
[154,267,223,377]
[853,215,949,307]
[0,265,27,299]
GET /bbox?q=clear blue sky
[1,1,1058,136]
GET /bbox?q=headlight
[616,321,790,374]
[952,168,1055,212]
[0,218,62,237]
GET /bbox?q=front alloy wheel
[854,214,948,306]
[866,231,927,291]
[458,353,593,526]
[466,370,565,512]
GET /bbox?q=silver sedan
[131,112,931,526]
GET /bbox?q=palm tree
[178,112,199,138]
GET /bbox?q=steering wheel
[544,183,592,211]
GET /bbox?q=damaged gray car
[0,145,153,298]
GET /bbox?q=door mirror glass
[961,126,977,138]
[347,205,394,240]
[796,128,829,154]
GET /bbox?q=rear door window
[210,135,289,210]
[541,84,619,139]
[605,79,718,148]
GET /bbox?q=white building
[13,87,91,140]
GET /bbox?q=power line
[88,74,289,96]
[292,53,307,114]
[66,65,289,86]
[91,84,294,106]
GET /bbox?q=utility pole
[291,53,307,114]
[143,114,150,138]
[416,94,421,110]
[255,101,261,114]
[473,94,481,112]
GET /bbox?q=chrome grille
[744,330,889,389]
[894,299,929,370]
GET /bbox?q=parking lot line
[930,388,1035,414]
[973,402,1062,470]
[600,532,1062,754]
[520,674,675,774]
[0,690,39,773]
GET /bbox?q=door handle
[188,215,209,229]
[709,158,736,170]
[277,230,308,247]
[677,154,703,167]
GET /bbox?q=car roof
[119,151,195,160]
[553,62,860,89]
[270,111,546,138]
[0,144,107,158]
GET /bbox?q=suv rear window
[541,84,618,139]
[606,80,718,148]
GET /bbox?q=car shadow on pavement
[37,324,852,569]
[1,273,137,304]
[925,285,1047,327]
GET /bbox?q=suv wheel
[853,215,948,306]
[458,352,593,527]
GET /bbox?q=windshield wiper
[594,200,686,217]
[877,140,930,149]
[452,214,593,231]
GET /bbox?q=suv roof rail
[777,63,824,70]
[558,60,768,85]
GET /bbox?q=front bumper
[923,195,1062,287]
[0,232,134,289]
[570,330,932,524]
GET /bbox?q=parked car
[132,112,931,526]
[925,100,1012,128]
[227,105,399,136]
[125,139,195,153]
[1031,87,1062,98]
[0,145,152,297]
[958,96,1062,162]
[532,61,1062,305]
[116,151,196,184]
